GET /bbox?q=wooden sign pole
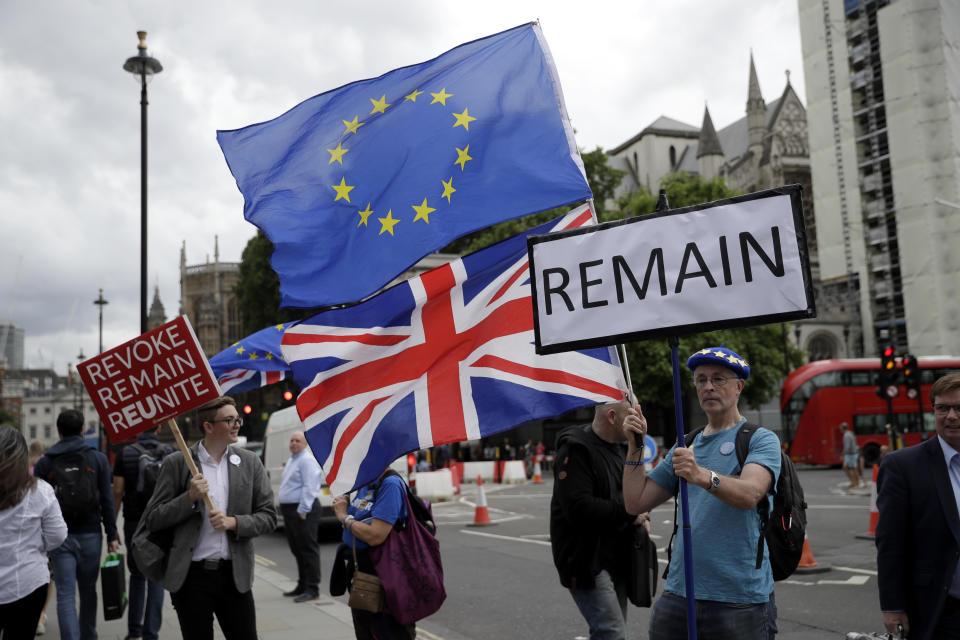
[166,418,216,512]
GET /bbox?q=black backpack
[131,441,174,506]
[374,469,437,536]
[47,449,100,525]
[665,423,807,581]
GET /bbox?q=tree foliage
[234,231,304,333]
[0,406,17,426]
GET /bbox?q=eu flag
[217,23,592,309]
[208,323,291,395]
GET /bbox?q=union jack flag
[209,323,292,395]
[281,204,628,495]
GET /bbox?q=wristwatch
[707,470,720,493]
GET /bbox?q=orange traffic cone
[855,464,880,540]
[532,460,543,484]
[794,534,830,574]
[467,475,493,526]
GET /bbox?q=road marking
[781,575,870,586]
[254,554,276,567]
[417,629,446,640]
[460,529,552,546]
[833,565,878,576]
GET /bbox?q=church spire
[696,105,724,159]
[747,52,766,155]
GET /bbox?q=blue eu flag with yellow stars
[217,22,592,309]
[208,323,291,395]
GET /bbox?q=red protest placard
[77,315,222,444]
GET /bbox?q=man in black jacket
[550,399,647,639]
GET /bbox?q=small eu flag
[208,324,291,395]
[217,22,591,309]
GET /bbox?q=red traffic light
[883,346,895,358]
[243,404,253,415]
[283,390,294,402]
[407,454,416,468]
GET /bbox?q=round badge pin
[720,442,735,456]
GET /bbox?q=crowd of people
[4,352,960,639]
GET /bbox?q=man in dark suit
[140,397,276,640]
[877,372,960,639]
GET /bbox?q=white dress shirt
[191,441,232,561]
[277,449,322,515]
[0,480,68,604]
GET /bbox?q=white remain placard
[528,188,814,353]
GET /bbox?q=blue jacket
[34,436,119,542]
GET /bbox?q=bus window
[853,414,887,436]
[846,370,873,386]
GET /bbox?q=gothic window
[807,332,839,361]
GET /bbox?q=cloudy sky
[0,0,805,375]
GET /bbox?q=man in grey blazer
[141,396,276,640]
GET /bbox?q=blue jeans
[569,569,628,640]
[125,519,164,639]
[50,532,102,640]
[650,591,769,640]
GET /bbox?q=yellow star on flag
[452,108,476,131]
[274,324,285,331]
[327,143,349,165]
[404,89,423,102]
[412,198,436,223]
[342,116,365,135]
[248,352,259,360]
[430,88,453,105]
[454,145,472,170]
[235,346,246,355]
[331,177,355,203]
[441,178,456,203]
[379,210,399,236]
[357,203,374,227]
[265,353,274,360]
[369,95,391,114]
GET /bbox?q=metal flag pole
[655,190,697,640]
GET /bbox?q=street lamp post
[123,31,162,335]
[93,289,108,354]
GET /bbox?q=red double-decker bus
[780,357,960,467]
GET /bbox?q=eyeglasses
[934,404,960,416]
[210,417,243,427]
[694,376,738,388]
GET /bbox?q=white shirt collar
[937,435,960,465]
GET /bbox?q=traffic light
[902,353,921,399]
[242,404,253,415]
[283,390,294,402]
[877,345,898,398]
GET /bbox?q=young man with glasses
[139,396,276,640]
[877,372,960,640]
[620,346,782,640]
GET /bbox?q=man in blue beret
[619,347,782,640]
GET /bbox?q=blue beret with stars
[686,346,750,380]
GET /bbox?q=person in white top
[0,425,68,638]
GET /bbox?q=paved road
[252,465,882,639]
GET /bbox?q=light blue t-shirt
[649,421,782,603]
[342,474,408,550]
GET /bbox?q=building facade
[799,0,960,356]
[0,324,24,370]
[179,237,242,358]
[608,55,860,359]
